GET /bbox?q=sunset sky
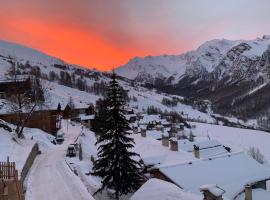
[1,0,270,70]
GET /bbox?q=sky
[1,0,270,70]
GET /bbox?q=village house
[154,152,270,200]
[177,139,231,159]
[0,76,31,99]
[62,104,94,119]
[0,109,61,134]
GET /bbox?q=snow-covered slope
[116,36,270,84]
[117,36,270,121]
[116,39,238,82]
[0,39,217,124]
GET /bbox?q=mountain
[116,39,238,83]
[0,40,219,124]
[1,38,270,128]
[116,36,270,84]
[116,36,270,120]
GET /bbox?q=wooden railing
[0,161,16,179]
[0,159,24,200]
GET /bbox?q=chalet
[155,152,270,200]
[0,77,31,99]
[0,109,61,134]
[62,104,94,119]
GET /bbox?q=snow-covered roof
[139,114,161,124]
[80,115,95,121]
[177,139,229,158]
[132,134,195,167]
[178,139,223,152]
[199,146,230,159]
[159,152,270,199]
[130,178,201,200]
[146,130,168,140]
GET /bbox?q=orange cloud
[0,16,144,71]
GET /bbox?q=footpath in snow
[25,120,95,200]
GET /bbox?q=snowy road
[25,121,95,200]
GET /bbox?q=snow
[248,82,268,95]
[190,122,270,162]
[132,134,195,167]
[130,178,201,200]
[25,120,95,200]
[159,152,270,199]
[242,38,270,57]
[178,139,223,152]
[127,87,216,123]
[200,184,225,197]
[0,123,35,174]
[80,115,95,121]
[116,38,237,81]
[145,130,163,140]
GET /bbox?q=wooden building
[0,109,61,134]
[0,77,31,99]
[62,104,95,119]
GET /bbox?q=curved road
[25,121,95,200]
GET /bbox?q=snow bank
[130,178,201,200]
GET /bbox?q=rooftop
[130,178,201,200]
[159,152,270,199]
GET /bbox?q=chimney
[200,185,224,200]
[245,184,252,200]
[194,145,200,159]
[169,138,178,151]
[141,129,146,137]
[162,134,169,147]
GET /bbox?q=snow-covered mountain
[116,39,238,83]
[1,38,270,123]
[116,36,270,84]
[116,36,270,120]
[0,39,218,124]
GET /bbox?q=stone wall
[20,143,39,184]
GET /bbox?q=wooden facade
[0,78,31,99]
[0,160,24,200]
[0,110,60,134]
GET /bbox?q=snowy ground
[0,128,34,174]
[25,120,95,200]
[190,122,270,163]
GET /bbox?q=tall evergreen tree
[91,73,142,199]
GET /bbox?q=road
[25,120,95,200]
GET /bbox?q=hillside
[116,36,270,123]
[0,40,218,125]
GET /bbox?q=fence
[0,159,24,200]
[0,161,16,179]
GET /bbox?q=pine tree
[57,103,62,113]
[91,73,142,199]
